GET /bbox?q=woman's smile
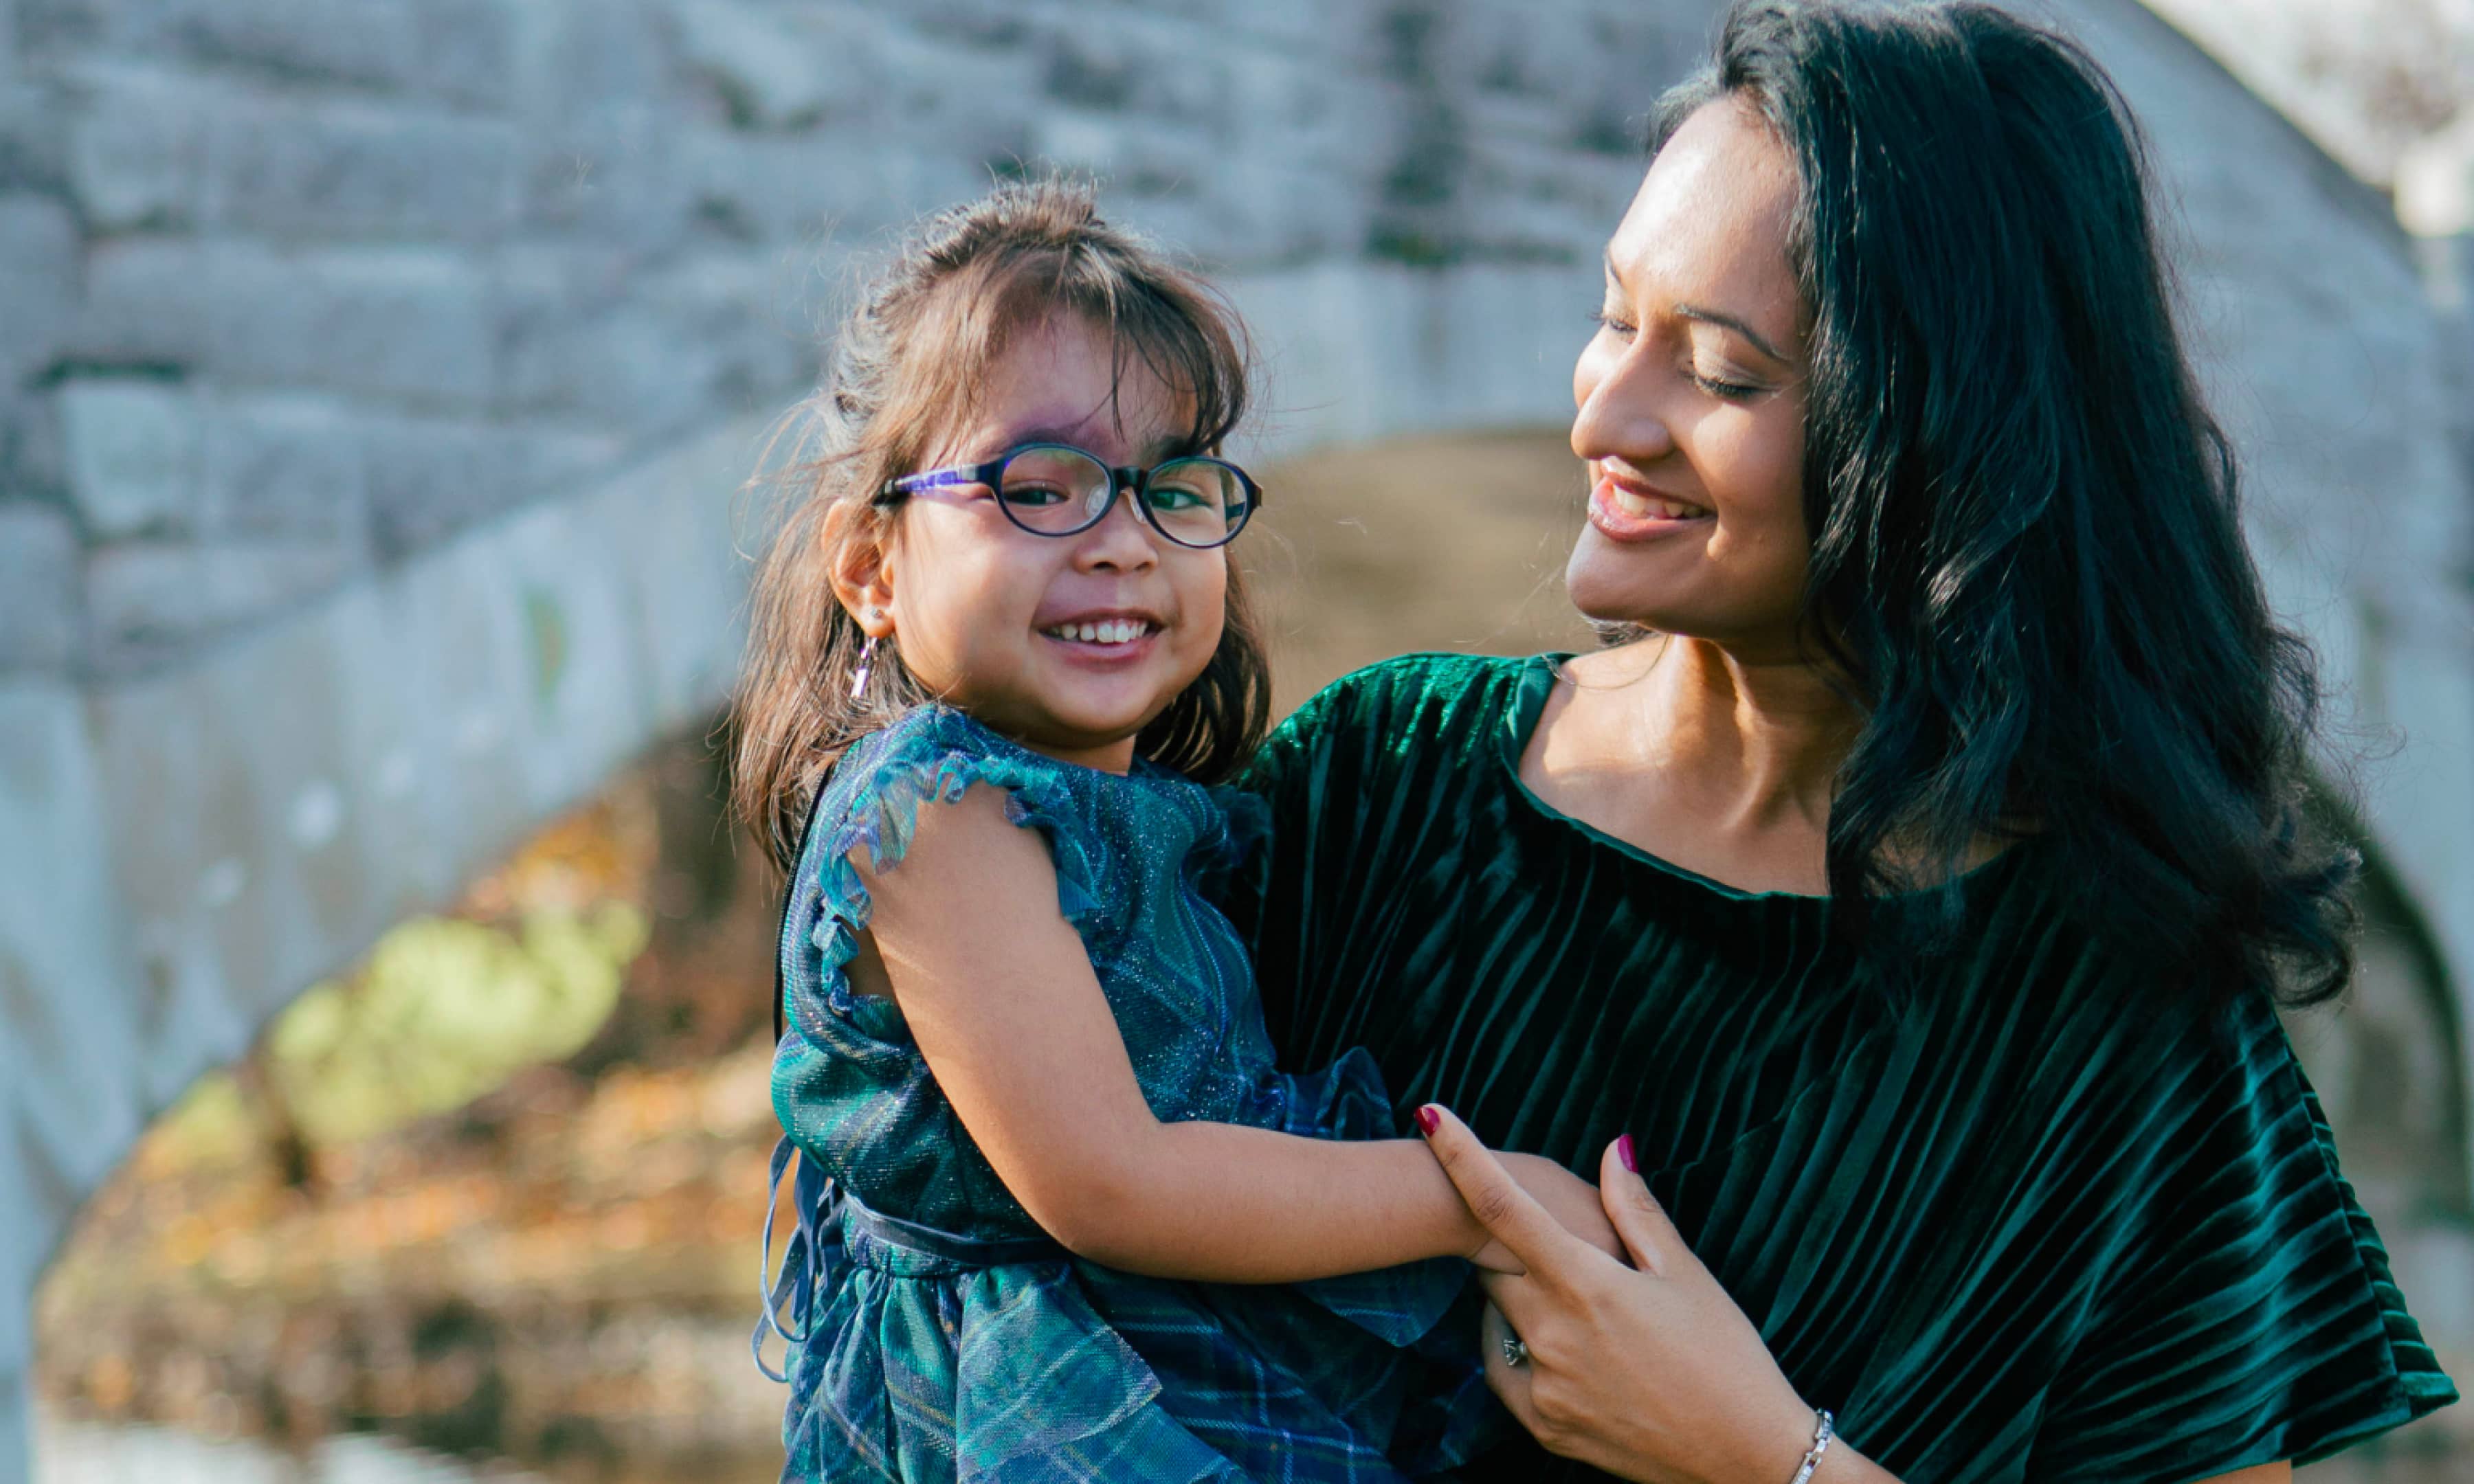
[1587,466,1717,542]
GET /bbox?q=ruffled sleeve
[772,706,1115,1234]
[2027,987,2459,1481]
[812,706,1115,990]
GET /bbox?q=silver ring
[1500,1330,1529,1367]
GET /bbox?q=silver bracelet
[1786,1410,1835,1484]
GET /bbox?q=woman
[1227,3,2459,1481]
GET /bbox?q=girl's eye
[1000,484,1071,507]
[1144,485,1205,512]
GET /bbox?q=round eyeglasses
[876,442,1260,549]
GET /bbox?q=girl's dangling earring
[850,634,878,699]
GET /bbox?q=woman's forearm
[1038,1121,1485,1281]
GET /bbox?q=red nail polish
[1415,1105,1440,1136]
[1618,1134,1638,1173]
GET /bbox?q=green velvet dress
[1225,652,2458,1484]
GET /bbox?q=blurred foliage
[148,776,673,1167]
[264,905,647,1147]
[38,732,788,1479]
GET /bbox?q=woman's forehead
[1609,102,1801,338]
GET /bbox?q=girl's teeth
[1049,620,1148,644]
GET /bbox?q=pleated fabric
[1227,653,2458,1484]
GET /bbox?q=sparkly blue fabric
[761,705,1495,1483]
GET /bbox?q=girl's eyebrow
[993,423,1189,463]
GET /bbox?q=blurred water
[36,1412,546,1484]
[36,1407,2470,1481]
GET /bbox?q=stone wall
[0,0,1706,682]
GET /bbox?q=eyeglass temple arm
[879,462,1003,498]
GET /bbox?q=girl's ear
[828,531,899,640]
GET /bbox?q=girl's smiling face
[843,313,1229,772]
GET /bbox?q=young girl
[733,179,1617,1483]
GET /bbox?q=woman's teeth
[1043,619,1152,644]
[1609,484,1709,521]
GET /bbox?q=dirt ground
[1242,428,1598,715]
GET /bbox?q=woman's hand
[1472,1152,1628,1272]
[1420,1105,1861,1484]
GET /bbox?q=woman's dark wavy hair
[1653,0,2358,1004]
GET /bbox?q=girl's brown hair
[731,177,1272,870]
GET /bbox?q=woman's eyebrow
[1673,304,1790,364]
[1603,249,1793,365]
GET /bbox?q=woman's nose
[1572,350,1680,467]
[1072,487,1159,571]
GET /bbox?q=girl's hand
[1473,1151,1627,1273]
[1420,1105,1833,1484]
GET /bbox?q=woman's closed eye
[1592,308,1765,399]
[1689,364,1765,400]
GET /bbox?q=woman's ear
[828,530,898,640]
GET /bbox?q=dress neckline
[922,704,1167,785]
[1494,653,2022,905]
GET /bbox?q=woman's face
[868,313,1227,770]
[1568,99,1812,657]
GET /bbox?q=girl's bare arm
[851,784,1607,1282]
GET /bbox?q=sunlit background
[5,1,2473,1481]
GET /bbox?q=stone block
[203,96,518,242]
[518,106,692,247]
[73,236,209,368]
[0,193,75,387]
[199,393,369,543]
[1,385,65,504]
[401,0,518,111]
[0,82,69,194]
[207,245,495,411]
[84,537,357,673]
[364,415,621,561]
[676,126,917,247]
[65,65,205,231]
[873,23,1040,155]
[0,502,80,672]
[899,0,1035,52]
[498,254,810,434]
[58,379,197,539]
[119,0,414,93]
[673,0,843,131]
[14,0,104,56]
[515,0,676,119]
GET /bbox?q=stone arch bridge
[3,1,2472,1474]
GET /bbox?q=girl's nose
[1072,486,1159,571]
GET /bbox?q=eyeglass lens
[994,447,1247,547]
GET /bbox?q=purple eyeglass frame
[874,440,1261,549]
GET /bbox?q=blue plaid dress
[757,706,1495,1483]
